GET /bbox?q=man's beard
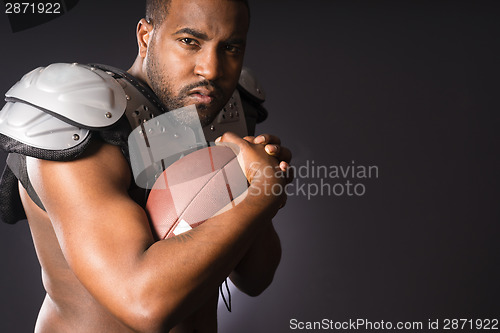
[145,43,226,127]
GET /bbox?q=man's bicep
[26,142,155,306]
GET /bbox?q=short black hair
[145,0,250,27]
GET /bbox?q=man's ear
[137,18,153,58]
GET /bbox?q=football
[145,145,248,240]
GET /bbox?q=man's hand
[246,134,292,175]
[217,133,292,172]
[246,134,293,208]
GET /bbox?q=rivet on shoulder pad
[105,112,112,118]
[72,134,80,141]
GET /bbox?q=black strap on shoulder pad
[8,152,46,209]
[238,87,268,136]
[89,63,168,114]
[0,160,27,224]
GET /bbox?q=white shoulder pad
[0,101,90,150]
[5,63,127,129]
[238,67,266,102]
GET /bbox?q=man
[2,0,291,331]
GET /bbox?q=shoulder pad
[5,63,127,129]
[0,101,89,150]
[238,67,266,103]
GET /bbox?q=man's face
[144,0,249,126]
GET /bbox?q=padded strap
[6,153,45,211]
[0,162,27,224]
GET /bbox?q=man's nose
[194,47,223,81]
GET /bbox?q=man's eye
[224,45,241,54]
[180,38,198,46]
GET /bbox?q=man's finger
[254,134,281,145]
[279,161,294,184]
[214,132,247,155]
[264,144,280,156]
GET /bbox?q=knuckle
[243,136,255,142]
[222,131,234,138]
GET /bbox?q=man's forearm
[230,221,282,296]
[135,194,279,328]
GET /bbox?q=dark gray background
[0,1,498,332]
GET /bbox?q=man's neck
[127,56,149,86]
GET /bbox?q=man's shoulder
[0,63,129,159]
[0,63,138,224]
[30,139,133,196]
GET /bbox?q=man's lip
[188,88,216,97]
[188,88,219,104]
[189,92,214,104]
